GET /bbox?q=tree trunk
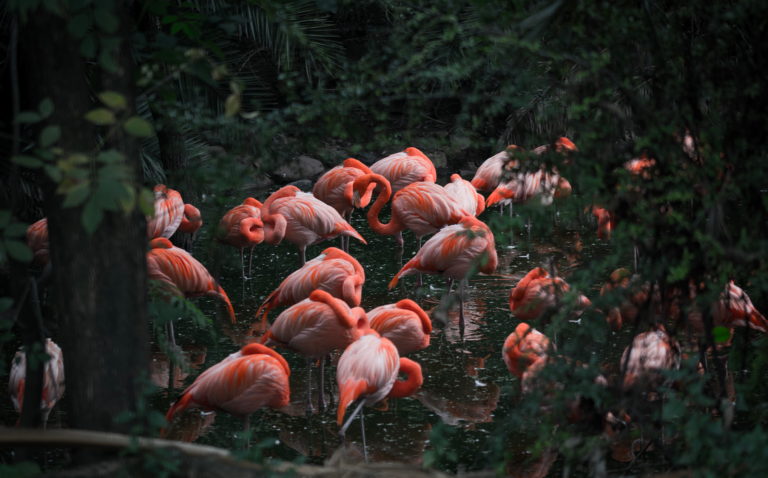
[19,1,150,451]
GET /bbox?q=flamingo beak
[353,190,362,209]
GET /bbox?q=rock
[272,155,325,183]
[241,175,273,192]
[428,151,447,168]
[459,169,477,177]
[356,151,378,165]
[286,179,313,191]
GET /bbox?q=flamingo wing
[148,186,184,239]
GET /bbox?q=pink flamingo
[9,338,65,427]
[336,332,423,459]
[215,198,264,278]
[529,137,578,157]
[620,325,680,394]
[502,323,552,394]
[444,174,485,217]
[509,267,591,324]
[261,290,370,411]
[389,216,498,328]
[26,218,49,266]
[313,158,376,252]
[256,247,365,326]
[367,299,432,355]
[352,174,468,287]
[164,343,290,443]
[147,238,235,346]
[147,184,202,239]
[471,145,523,215]
[261,186,366,267]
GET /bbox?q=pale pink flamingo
[164,343,290,444]
[261,186,366,267]
[352,173,468,286]
[529,137,578,157]
[370,147,437,246]
[215,198,264,278]
[26,218,49,266]
[509,267,591,324]
[471,145,523,215]
[336,332,423,459]
[502,323,552,394]
[9,338,65,427]
[313,158,376,252]
[367,299,431,355]
[620,325,680,394]
[147,184,202,239]
[256,247,365,326]
[444,174,485,217]
[147,238,235,347]
[389,216,498,328]
[261,290,370,411]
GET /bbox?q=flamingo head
[243,197,262,208]
[178,204,203,233]
[352,174,389,208]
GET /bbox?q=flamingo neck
[343,158,373,174]
[239,217,263,243]
[396,299,432,335]
[388,358,423,399]
[262,188,296,245]
[364,175,403,236]
[178,204,202,233]
[241,343,290,376]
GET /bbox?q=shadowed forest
[1,1,767,477]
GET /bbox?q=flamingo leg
[318,356,327,410]
[248,247,255,277]
[299,247,306,267]
[499,203,504,215]
[305,358,314,412]
[395,231,404,248]
[340,236,345,250]
[360,406,368,461]
[414,237,423,290]
[167,321,176,350]
[338,400,366,445]
[240,248,245,279]
[243,414,251,450]
[458,280,465,330]
[509,203,515,247]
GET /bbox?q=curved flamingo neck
[240,343,291,376]
[150,238,174,249]
[310,290,359,328]
[261,187,297,245]
[239,217,263,243]
[323,247,365,279]
[388,358,423,399]
[356,174,403,236]
[343,158,373,175]
[178,204,202,233]
[396,299,431,334]
[261,187,298,222]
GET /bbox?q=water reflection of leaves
[149,344,207,390]
[422,298,486,343]
[506,446,558,478]
[220,317,270,346]
[163,410,216,443]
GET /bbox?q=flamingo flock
[14,140,766,466]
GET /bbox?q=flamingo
[26,218,49,266]
[389,216,498,328]
[164,343,290,444]
[352,173,468,287]
[261,290,370,411]
[529,137,578,157]
[444,174,485,217]
[147,184,202,239]
[486,168,572,210]
[620,325,681,394]
[502,323,552,394]
[313,158,376,252]
[336,332,423,459]
[255,247,365,326]
[471,145,523,215]
[9,338,65,427]
[370,147,437,246]
[509,267,591,324]
[215,198,264,278]
[673,281,768,338]
[367,299,432,355]
[147,238,236,345]
[600,268,652,331]
[260,186,366,267]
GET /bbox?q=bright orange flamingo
[336,331,423,459]
[256,247,365,326]
[389,216,497,328]
[509,267,591,324]
[147,184,202,239]
[313,158,376,252]
[261,290,370,411]
[368,299,432,355]
[600,268,652,331]
[370,147,437,246]
[352,173,468,287]
[502,323,552,394]
[9,338,65,427]
[261,186,366,267]
[26,218,49,266]
[147,238,235,346]
[620,325,680,394]
[164,343,290,443]
[444,174,485,217]
[215,198,264,278]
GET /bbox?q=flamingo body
[486,169,571,208]
[215,198,264,252]
[600,269,651,331]
[147,238,236,322]
[147,185,202,239]
[370,148,436,194]
[509,268,591,323]
[313,158,375,216]
[368,299,431,355]
[712,282,768,333]
[620,326,680,392]
[470,145,522,192]
[502,323,552,394]
[445,174,485,217]
[9,338,65,423]
[27,218,50,266]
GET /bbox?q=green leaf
[0,461,41,478]
[170,22,185,35]
[11,156,44,168]
[139,188,155,217]
[84,108,116,125]
[40,125,61,148]
[97,150,125,163]
[14,112,42,124]
[62,182,90,208]
[4,239,33,263]
[80,36,97,58]
[0,211,11,228]
[123,117,154,137]
[98,91,127,110]
[98,37,122,73]
[224,94,239,117]
[68,12,91,38]
[713,326,731,344]
[38,98,54,118]
[161,15,177,24]
[93,8,119,33]
[0,297,13,313]
[82,198,104,234]
[44,165,63,183]
[5,223,29,238]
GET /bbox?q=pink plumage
[368,299,431,355]
[147,184,202,239]
[444,174,485,217]
[620,326,680,393]
[313,158,375,217]
[470,145,522,192]
[508,267,591,323]
[370,147,436,194]
[26,218,50,266]
[9,338,65,424]
[391,182,470,238]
